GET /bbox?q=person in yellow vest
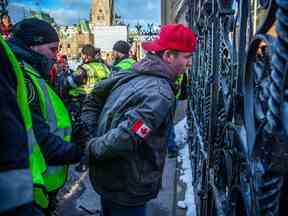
[95,47,108,66]
[0,35,45,216]
[8,18,88,215]
[69,44,110,96]
[68,44,110,121]
[111,40,136,72]
[66,44,110,171]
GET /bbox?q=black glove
[72,120,92,149]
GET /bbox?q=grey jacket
[81,53,177,206]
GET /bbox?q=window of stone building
[67,44,71,48]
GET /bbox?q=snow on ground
[175,117,196,216]
[175,117,188,145]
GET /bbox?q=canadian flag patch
[131,119,151,139]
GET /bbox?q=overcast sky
[10,0,160,28]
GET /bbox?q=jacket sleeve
[0,47,29,170]
[87,91,174,161]
[72,65,87,86]
[31,109,83,165]
[80,79,113,135]
[26,79,83,165]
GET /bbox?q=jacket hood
[132,53,178,82]
[8,37,55,80]
[92,53,177,100]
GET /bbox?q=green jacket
[112,57,136,72]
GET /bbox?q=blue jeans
[101,198,146,216]
[167,125,177,151]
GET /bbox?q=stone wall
[60,33,94,59]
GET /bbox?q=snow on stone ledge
[175,117,196,216]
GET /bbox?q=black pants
[0,203,44,216]
[101,198,146,216]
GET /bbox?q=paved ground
[55,158,177,216]
[147,157,177,216]
[55,101,189,216]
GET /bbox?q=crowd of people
[0,15,196,216]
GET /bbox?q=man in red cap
[81,23,196,216]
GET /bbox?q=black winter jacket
[0,40,29,171]
[0,39,37,214]
[81,53,177,206]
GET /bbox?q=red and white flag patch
[132,119,151,139]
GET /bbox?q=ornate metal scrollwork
[186,0,288,215]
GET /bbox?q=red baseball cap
[142,24,197,52]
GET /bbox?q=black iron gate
[186,0,288,215]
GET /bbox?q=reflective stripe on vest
[28,128,48,210]
[21,70,48,208]
[25,65,71,192]
[115,58,136,71]
[28,128,47,176]
[0,35,48,211]
[70,62,110,96]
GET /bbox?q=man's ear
[82,54,88,61]
[162,49,174,64]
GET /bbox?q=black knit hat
[11,18,59,46]
[112,40,131,55]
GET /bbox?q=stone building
[30,10,55,25]
[91,0,113,26]
[59,20,94,59]
[59,0,114,58]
